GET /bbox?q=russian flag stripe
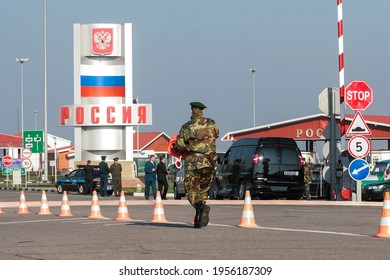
[81,86,125,97]
[79,64,126,97]
[81,76,125,87]
[80,64,124,76]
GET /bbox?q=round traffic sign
[348,135,370,159]
[322,166,330,183]
[2,155,13,167]
[345,80,373,111]
[22,148,32,159]
[348,158,370,181]
[21,158,32,169]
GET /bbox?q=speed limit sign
[21,158,32,169]
[348,135,370,159]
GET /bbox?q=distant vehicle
[211,137,305,200]
[173,161,185,200]
[362,181,390,201]
[60,168,74,176]
[362,160,390,188]
[55,165,113,195]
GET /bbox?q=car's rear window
[258,147,278,164]
[280,148,300,165]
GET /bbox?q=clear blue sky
[1,0,389,151]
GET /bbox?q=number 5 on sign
[348,135,370,159]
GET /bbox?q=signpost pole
[328,88,340,200]
[356,181,362,202]
[6,167,9,187]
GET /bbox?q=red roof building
[222,114,390,144]
[0,133,23,148]
[133,132,170,154]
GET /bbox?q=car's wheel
[237,181,246,200]
[174,183,181,200]
[57,184,63,194]
[209,182,223,200]
[78,184,84,194]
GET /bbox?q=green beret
[190,102,207,109]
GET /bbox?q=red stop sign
[2,155,13,167]
[345,80,373,111]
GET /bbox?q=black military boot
[194,209,202,228]
[200,204,210,227]
[193,201,204,228]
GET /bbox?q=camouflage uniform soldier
[174,102,219,228]
[304,158,314,200]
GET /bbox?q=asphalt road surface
[0,190,388,260]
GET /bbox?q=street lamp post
[15,58,30,133]
[43,0,48,181]
[250,68,256,127]
[34,110,38,130]
[54,137,57,183]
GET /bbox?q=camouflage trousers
[305,182,311,198]
[184,167,214,207]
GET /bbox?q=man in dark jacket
[144,154,157,200]
[98,156,110,196]
[84,160,94,195]
[156,156,169,199]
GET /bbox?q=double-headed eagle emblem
[92,28,113,55]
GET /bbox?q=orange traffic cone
[151,191,168,222]
[89,190,104,219]
[59,191,73,217]
[115,191,132,221]
[17,190,30,214]
[376,191,390,238]
[237,190,259,228]
[39,190,52,215]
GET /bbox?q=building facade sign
[295,128,324,139]
[60,104,152,126]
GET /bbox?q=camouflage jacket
[175,113,219,171]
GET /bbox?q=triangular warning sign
[346,111,371,136]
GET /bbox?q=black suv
[211,137,305,200]
[55,165,113,195]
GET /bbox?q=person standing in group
[98,156,110,197]
[83,160,94,195]
[157,155,169,200]
[144,154,157,200]
[173,102,219,228]
[110,157,122,197]
[304,158,314,200]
